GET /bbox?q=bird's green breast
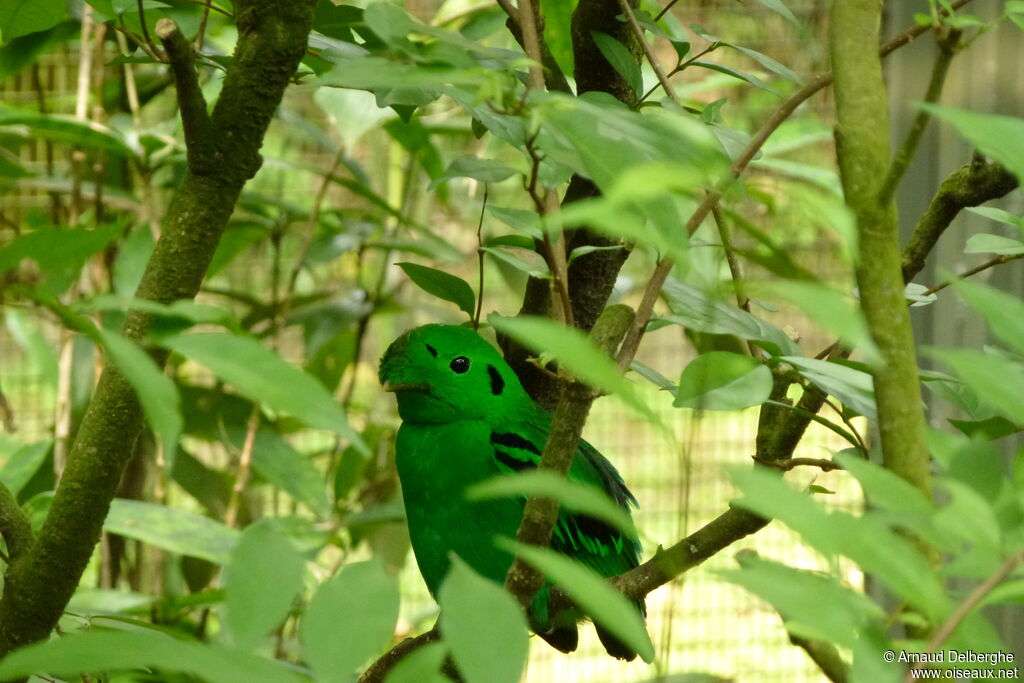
[395,420,523,597]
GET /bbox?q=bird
[378,323,645,660]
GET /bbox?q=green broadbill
[379,323,645,660]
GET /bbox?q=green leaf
[0,630,303,683]
[673,351,772,410]
[467,469,637,537]
[966,206,1024,233]
[535,91,723,192]
[437,155,519,184]
[717,555,883,648]
[0,21,75,81]
[363,1,415,44]
[591,31,642,99]
[98,330,182,461]
[952,278,1024,355]
[690,61,780,96]
[0,440,50,496]
[384,642,449,683]
[929,348,1024,425]
[566,243,624,265]
[922,104,1024,182]
[755,0,799,25]
[481,247,551,279]
[231,429,332,519]
[661,279,801,357]
[489,314,651,419]
[964,233,1024,256]
[301,559,401,681]
[312,1,361,42]
[757,281,880,364]
[730,44,803,85]
[486,206,542,237]
[833,452,933,517]
[158,333,366,452]
[540,0,575,74]
[439,557,529,683]
[396,262,476,318]
[729,467,949,619]
[781,356,877,419]
[224,521,306,650]
[104,499,239,565]
[629,360,677,393]
[112,227,155,297]
[496,539,654,663]
[0,106,136,157]
[934,479,1003,555]
[0,223,122,294]
[0,0,68,43]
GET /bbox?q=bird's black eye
[449,356,471,374]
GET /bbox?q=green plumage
[379,324,645,661]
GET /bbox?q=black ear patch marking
[425,344,438,358]
[487,364,505,395]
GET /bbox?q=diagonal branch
[901,158,1018,282]
[0,483,32,565]
[0,0,319,658]
[156,18,214,173]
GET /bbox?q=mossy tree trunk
[830,0,933,498]
[0,0,317,657]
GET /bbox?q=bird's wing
[488,420,642,576]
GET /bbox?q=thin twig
[639,42,719,104]
[517,0,545,92]
[877,28,961,206]
[0,383,15,433]
[790,634,849,683]
[821,396,868,454]
[157,18,213,173]
[617,0,676,102]
[753,456,843,472]
[287,145,346,297]
[907,550,1024,681]
[923,253,1024,296]
[655,0,679,22]
[136,0,159,58]
[195,0,214,51]
[474,185,489,329]
[0,480,33,562]
[224,407,260,528]
[710,203,756,358]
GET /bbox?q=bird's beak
[384,382,430,393]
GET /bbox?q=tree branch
[0,483,32,565]
[504,305,634,606]
[616,0,675,101]
[877,28,961,206]
[498,0,572,94]
[923,253,1024,296]
[0,0,318,657]
[156,18,213,174]
[901,158,1018,282]
[790,634,849,683]
[907,550,1024,681]
[832,0,931,498]
[357,627,441,683]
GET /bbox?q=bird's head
[379,324,528,423]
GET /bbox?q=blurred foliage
[0,0,1022,682]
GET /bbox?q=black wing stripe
[490,432,541,455]
[487,364,505,395]
[494,449,535,472]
